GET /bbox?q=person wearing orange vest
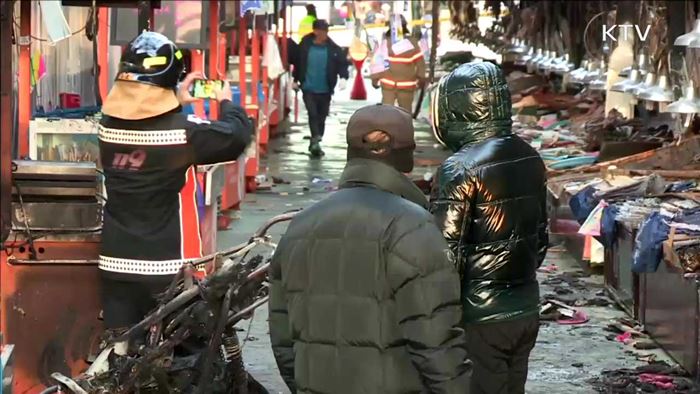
[371,16,426,112]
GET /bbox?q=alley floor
[217,87,675,393]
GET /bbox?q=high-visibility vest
[298,15,316,37]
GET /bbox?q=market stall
[0,1,289,391]
[444,0,700,377]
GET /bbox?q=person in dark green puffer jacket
[269,104,471,394]
[429,62,549,394]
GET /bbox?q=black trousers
[101,275,172,330]
[464,314,540,394]
[302,91,331,140]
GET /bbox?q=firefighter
[98,31,253,353]
[372,15,426,113]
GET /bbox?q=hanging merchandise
[30,50,46,89]
[419,37,430,60]
[369,37,390,76]
[632,211,670,273]
[579,200,608,236]
[390,13,402,44]
[262,33,284,79]
[240,0,271,16]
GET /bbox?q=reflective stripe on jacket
[374,36,426,90]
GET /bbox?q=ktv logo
[602,24,652,42]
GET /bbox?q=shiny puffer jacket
[429,62,548,324]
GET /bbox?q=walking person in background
[430,62,548,394]
[269,104,471,394]
[291,19,349,157]
[298,4,317,39]
[371,15,426,112]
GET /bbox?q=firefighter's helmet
[117,31,185,88]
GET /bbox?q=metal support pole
[668,0,687,88]
[137,0,150,32]
[428,0,439,83]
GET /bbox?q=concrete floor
[217,86,673,393]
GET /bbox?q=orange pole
[239,17,247,109]
[18,0,31,158]
[208,0,220,120]
[97,8,109,102]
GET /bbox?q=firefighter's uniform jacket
[98,100,252,281]
[372,36,426,112]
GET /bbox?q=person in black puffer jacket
[429,62,548,394]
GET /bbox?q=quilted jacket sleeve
[268,247,296,393]
[387,220,471,393]
[429,163,474,276]
[537,183,549,266]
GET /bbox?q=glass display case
[29,118,100,165]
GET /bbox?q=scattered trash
[633,340,659,350]
[540,298,588,325]
[255,174,273,191]
[590,362,699,393]
[538,263,559,273]
[311,177,332,186]
[310,177,334,191]
[556,309,589,325]
[615,331,633,344]
[272,176,290,185]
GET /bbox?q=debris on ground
[589,362,700,393]
[271,176,291,185]
[541,298,589,325]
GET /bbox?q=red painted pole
[260,31,269,147]
[191,50,205,118]
[251,24,260,111]
[239,16,247,108]
[97,8,109,102]
[208,0,220,120]
[350,58,366,100]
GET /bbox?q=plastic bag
[368,39,389,77]
[263,33,285,79]
[579,200,608,236]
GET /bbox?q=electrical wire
[12,0,89,43]
[582,10,609,60]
